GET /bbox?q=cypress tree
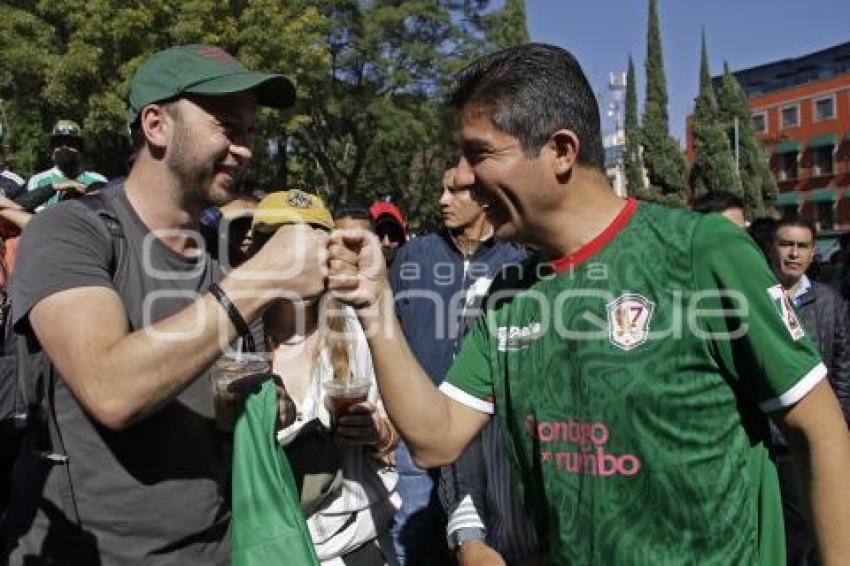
[717,62,778,216]
[641,0,688,206]
[689,31,741,199]
[624,55,647,197]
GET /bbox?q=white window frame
[812,94,836,123]
[751,110,768,133]
[781,103,800,129]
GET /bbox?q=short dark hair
[777,216,817,241]
[449,43,605,171]
[130,99,182,151]
[374,216,405,244]
[334,202,372,222]
[691,191,744,215]
[747,217,778,266]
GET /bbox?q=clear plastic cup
[323,378,371,423]
[210,353,268,431]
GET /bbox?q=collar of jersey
[550,198,638,273]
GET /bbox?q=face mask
[54,147,82,178]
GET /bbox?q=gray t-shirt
[8,186,229,565]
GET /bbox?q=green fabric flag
[232,380,319,566]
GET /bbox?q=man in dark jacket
[388,167,525,565]
[774,216,850,565]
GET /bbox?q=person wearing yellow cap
[5,46,325,565]
[242,189,400,565]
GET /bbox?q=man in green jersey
[25,119,107,208]
[327,44,850,564]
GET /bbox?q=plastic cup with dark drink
[323,378,371,428]
[210,353,269,432]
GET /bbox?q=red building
[687,41,850,241]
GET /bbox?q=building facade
[687,41,850,242]
[604,72,628,198]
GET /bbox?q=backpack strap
[19,181,129,527]
[75,180,127,281]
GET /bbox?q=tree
[624,55,646,198]
[271,0,501,230]
[0,0,501,230]
[282,1,452,210]
[0,0,327,179]
[717,62,777,216]
[641,0,687,206]
[483,0,529,50]
[689,31,741,199]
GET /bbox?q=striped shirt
[437,258,538,562]
[274,309,400,563]
[0,168,25,200]
[439,418,538,563]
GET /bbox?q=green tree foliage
[716,62,777,216]
[689,32,741,199]
[276,0,484,230]
[0,0,511,230]
[483,0,529,50]
[641,0,687,206]
[0,0,326,179]
[623,55,646,198]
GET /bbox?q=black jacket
[771,280,850,450]
[796,281,850,422]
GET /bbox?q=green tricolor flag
[232,380,319,566]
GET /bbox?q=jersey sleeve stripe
[439,382,494,414]
[1,170,25,185]
[446,494,486,535]
[758,361,827,413]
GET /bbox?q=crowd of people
[0,41,848,566]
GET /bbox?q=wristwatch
[448,527,486,551]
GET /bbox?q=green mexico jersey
[441,200,825,565]
[26,166,107,208]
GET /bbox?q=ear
[547,129,580,177]
[139,104,171,150]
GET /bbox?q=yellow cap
[252,190,334,234]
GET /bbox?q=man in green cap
[24,119,107,209]
[5,45,326,565]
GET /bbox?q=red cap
[369,201,406,229]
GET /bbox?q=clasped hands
[243,225,388,308]
[325,228,389,309]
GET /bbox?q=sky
[527,0,850,145]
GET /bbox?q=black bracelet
[209,282,255,351]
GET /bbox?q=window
[813,96,835,121]
[751,112,767,133]
[604,145,624,167]
[777,152,798,181]
[781,105,799,128]
[812,147,834,176]
[816,201,835,231]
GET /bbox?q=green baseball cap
[127,44,295,128]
